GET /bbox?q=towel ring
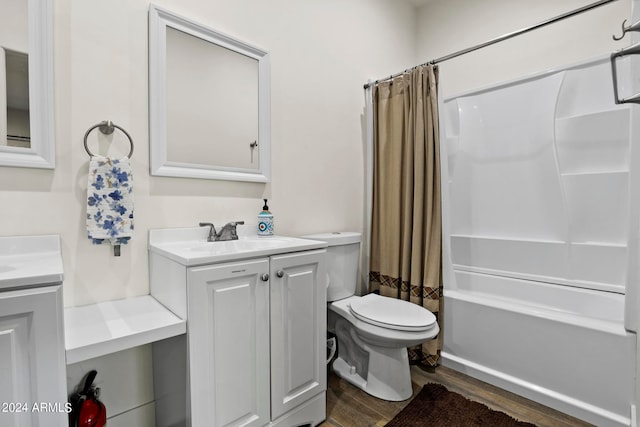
[84,120,134,158]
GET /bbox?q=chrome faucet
[199,221,245,242]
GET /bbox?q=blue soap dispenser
[258,199,273,236]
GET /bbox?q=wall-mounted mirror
[0,0,55,169]
[149,5,270,182]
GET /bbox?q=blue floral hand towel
[86,156,134,245]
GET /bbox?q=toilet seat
[349,294,436,332]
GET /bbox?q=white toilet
[303,232,439,402]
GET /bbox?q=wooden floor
[320,365,594,427]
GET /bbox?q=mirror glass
[0,0,54,168]
[5,50,30,147]
[149,6,270,182]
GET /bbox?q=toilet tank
[302,232,361,302]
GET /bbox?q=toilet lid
[349,294,436,332]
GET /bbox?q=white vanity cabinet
[0,235,67,427]
[0,286,67,427]
[268,251,326,421]
[188,258,271,427]
[150,228,328,427]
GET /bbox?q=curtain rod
[364,0,619,89]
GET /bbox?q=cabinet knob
[261,273,269,281]
[276,270,284,278]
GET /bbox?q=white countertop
[149,226,328,266]
[0,235,186,363]
[0,235,64,290]
[65,295,186,364]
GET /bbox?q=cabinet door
[270,249,327,419]
[0,285,67,427]
[188,259,270,427]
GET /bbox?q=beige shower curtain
[369,64,443,368]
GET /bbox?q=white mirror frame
[149,5,271,182]
[0,0,55,169]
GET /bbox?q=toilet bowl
[328,293,439,401]
[302,232,440,402]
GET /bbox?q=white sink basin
[189,236,293,253]
[0,265,16,274]
[0,235,64,290]
[149,227,327,266]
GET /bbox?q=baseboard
[441,352,631,427]
[270,392,326,427]
[106,402,156,427]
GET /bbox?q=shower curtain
[369,64,443,367]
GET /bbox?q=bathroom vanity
[149,227,328,427]
[0,235,67,427]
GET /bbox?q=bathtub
[438,55,639,427]
[442,270,635,427]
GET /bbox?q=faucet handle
[198,222,216,242]
[228,221,244,240]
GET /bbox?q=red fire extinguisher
[69,370,106,427]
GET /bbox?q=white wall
[0,0,417,308]
[0,0,28,52]
[4,1,417,423]
[4,0,632,422]
[416,0,630,98]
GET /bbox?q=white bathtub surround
[440,56,636,427]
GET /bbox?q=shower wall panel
[443,57,631,294]
[440,56,636,426]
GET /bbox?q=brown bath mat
[386,383,537,426]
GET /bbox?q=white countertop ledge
[65,295,186,364]
[149,226,328,266]
[0,235,64,290]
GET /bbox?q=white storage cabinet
[151,239,327,427]
[0,235,67,427]
[0,285,67,427]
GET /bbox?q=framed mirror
[149,5,270,182]
[0,0,55,169]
